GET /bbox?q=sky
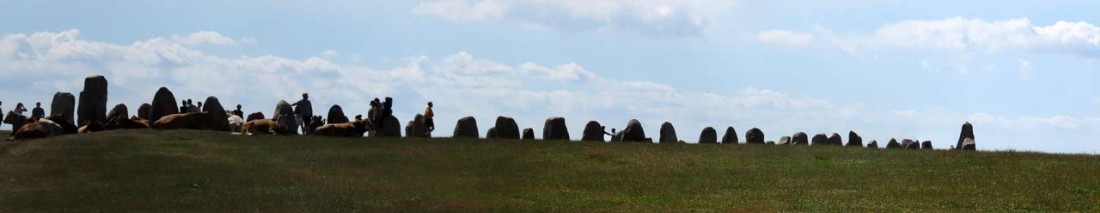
[0,0,1098,153]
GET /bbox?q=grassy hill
[0,129,1097,212]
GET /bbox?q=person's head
[182,100,187,105]
[236,104,242,110]
[302,93,309,100]
[17,102,24,107]
[36,102,41,107]
[428,102,433,107]
[197,102,203,107]
[187,99,193,104]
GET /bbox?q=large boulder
[491,116,520,139]
[405,114,428,138]
[778,136,792,145]
[453,116,479,138]
[846,131,863,147]
[620,119,647,142]
[486,127,497,138]
[327,105,349,124]
[745,128,764,144]
[921,141,933,150]
[867,140,879,149]
[50,92,76,124]
[522,128,535,140]
[202,96,230,131]
[901,139,920,149]
[77,75,108,125]
[274,100,293,118]
[542,117,569,140]
[106,103,128,122]
[698,127,717,144]
[791,132,809,145]
[658,122,677,144]
[136,103,152,120]
[886,138,901,149]
[961,138,976,151]
[246,112,265,122]
[581,121,605,142]
[149,87,179,123]
[957,122,975,150]
[721,126,738,145]
[811,133,829,146]
[379,115,401,137]
[827,133,843,146]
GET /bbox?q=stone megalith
[274,100,293,118]
[867,140,879,149]
[543,117,569,140]
[886,138,901,149]
[698,127,718,144]
[659,122,677,144]
[846,131,863,147]
[490,116,520,139]
[453,116,479,138]
[202,96,230,131]
[961,138,976,151]
[50,92,76,124]
[137,103,152,120]
[778,136,792,145]
[486,127,497,138]
[811,134,829,146]
[957,122,975,150]
[379,115,401,137]
[620,119,647,142]
[246,112,265,122]
[827,133,843,146]
[77,75,109,125]
[721,126,738,144]
[327,105,349,124]
[581,121,605,142]
[745,128,764,144]
[405,114,428,138]
[791,132,809,145]
[522,128,535,140]
[921,141,933,150]
[106,103,128,122]
[901,139,920,149]
[149,87,179,123]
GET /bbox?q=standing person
[196,101,203,110]
[423,101,435,136]
[179,100,188,113]
[187,99,199,113]
[231,104,244,117]
[291,93,313,135]
[14,102,28,115]
[31,102,45,119]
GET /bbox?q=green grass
[0,129,1097,212]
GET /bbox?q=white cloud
[412,0,736,37]
[759,17,1100,58]
[754,30,814,46]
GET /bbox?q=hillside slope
[0,130,1097,212]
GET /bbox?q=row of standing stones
[29,75,977,151]
[440,115,978,151]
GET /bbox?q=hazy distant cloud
[412,0,736,37]
[754,30,814,46]
[759,17,1100,58]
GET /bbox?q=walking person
[291,93,313,135]
[423,101,435,136]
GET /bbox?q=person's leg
[425,119,435,135]
[301,115,313,135]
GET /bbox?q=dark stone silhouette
[246,112,265,122]
[961,138,976,150]
[106,104,128,122]
[921,141,933,150]
[522,128,535,140]
[721,126,738,144]
[453,116,479,138]
[202,96,230,131]
[846,131,863,147]
[778,136,791,145]
[380,115,401,137]
[811,133,829,146]
[149,87,179,123]
[136,103,152,120]
[745,128,764,144]
[50,92,76,124]
[77,75,108,125]
[886,138,901,149]
[659,122,677,144]
[543,117,569,140]
[491,116,520,139]
[405,114,428,138]
[957,122,975,150]
[582,121,604,142]
[827,133,843,146]
[618,119,648,142]
[867,140,879,149]
[902,139,920,149]
[791,132,809,145]
[486,127,497,138]
[698,127,717,144]
[327,105,349,124]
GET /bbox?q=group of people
[2,101,46,119]
[178,99,202,113]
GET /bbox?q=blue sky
[1,0,1098,153]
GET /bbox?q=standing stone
[778,136,792,145]
[902,139,920,149]
[202,96,230,131]
[453,116,479,138]
[745,128,764,144]
[721,126,738,144]
[491,116,520,139]
[50,92,76,124]
[812,133,829,146]
[957,122,975,150]
[698,127,718,144]
[106,104,128,122]
[486,127,497,139]
[867,140,879,149]
[246,112,265,122]
[405,114,429,138]
[791,132,809,145]
[379,115,401,137]
[77,75,108,125]
[658,122,678,144]
[274,100,293,118]
[620,119,647,142]
[582,121,605,142]
[846,131,863,147]
[149,87,179,123]
[921,141,933,150]
[827,133,843,146]
[961,138,976,151]
[136,103,152,120]
[542,117,569,140]
[327,105,349,124]
[886,138,901,149]
[522,128,535,140]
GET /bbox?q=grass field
[0,129,1097,212]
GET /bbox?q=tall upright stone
[522,128,535,140]
[327,105,349,124]
[698,127,717,144]
[492,116,520,139]
[745,128,764,144]
[136,103,152,120]
[77,75,108,125]
[582,121,605,142]
[453,116,479,138]
[620,119,647,142]
[202,96,230,131]
[791,132,809,145]
[50,92,76,124]
[957,122,975,150]
[846,131,863,147]
[721,126,738,144]
[542,117,569,140]
[658,122,678,144]
[149,87,179,123]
